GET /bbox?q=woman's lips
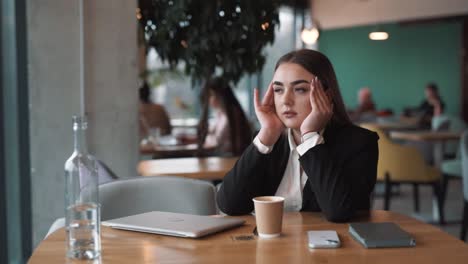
[282,111,297,118]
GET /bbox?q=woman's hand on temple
[427,96,439,106]
[300,77,333,135]
[254,84,285,146]
[427,96,442,116]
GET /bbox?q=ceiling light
[369,0,389,41]
[369,31,389,40]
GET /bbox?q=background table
[140,142,216,157]
[360,116,421,131]
[390,130,462,222]
[390,130,461,167]
[389,130,461,143]
[137,156,238,180]
[30,210,468,264]
[140,134,217,158]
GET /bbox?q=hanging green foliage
[138,0,283,85]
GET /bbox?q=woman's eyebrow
[273,80,310,86]
[290,80,310,85]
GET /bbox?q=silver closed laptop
[102,211,245,238]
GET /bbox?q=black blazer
[217,121,379,222]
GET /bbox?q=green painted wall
[319,22,461,115]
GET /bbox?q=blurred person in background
[197,77,252,156]
[350,87,377,122]
[139,80,172,140]
[403,82,445,128]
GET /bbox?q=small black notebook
[349,222,416,248]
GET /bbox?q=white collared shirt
[253,129,324,211]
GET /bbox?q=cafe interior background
[1,0,468,262]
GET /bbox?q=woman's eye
[295,87,308,93]
[273,87,283,93]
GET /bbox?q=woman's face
[425,87,435,100]
[209,92,220,109]
[272,63,315,130]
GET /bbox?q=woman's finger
[315,91,328,114]
[315,77,332,113]
[253,88,260,111]
[312,77,327,112]
[262,83,274,106]
[309,78,319,112]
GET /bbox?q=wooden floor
[373,179,465,242]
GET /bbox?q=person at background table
[197,77,253,156]
[139,80,172,139]
[350,87,377,122]
[403,83,445,128]
[217,49,379,222]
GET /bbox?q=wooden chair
[361,123,444,224]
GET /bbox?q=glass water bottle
[64,115,101,259]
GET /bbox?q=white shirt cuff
[253,136,274,154]
[296,132,324,156]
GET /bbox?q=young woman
[217,49,379,222]
[418,83,445,127]
[197,77,252,156]
[403,83,445,128]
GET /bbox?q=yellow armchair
[361,123,444,224]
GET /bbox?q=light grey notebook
[102,211,245,238]
[349,222,416,248]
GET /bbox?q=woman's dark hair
[139,81,151,103]
[274,49,352,125]
[197,77,252,155]
[426,82,441,99]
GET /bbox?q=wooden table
[140,142,213,156]
[390,130,461,143]
[360,121,419,131]
[137,156,238,180]
[360,117,421,131]
[29,211,468,264]
[140,136,216,158]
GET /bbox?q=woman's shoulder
[329,122,379,143]
[323,123,379,158]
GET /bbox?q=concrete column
[27,0,138,246]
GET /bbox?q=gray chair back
[461,130,468,201]
[99,176,217,220]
